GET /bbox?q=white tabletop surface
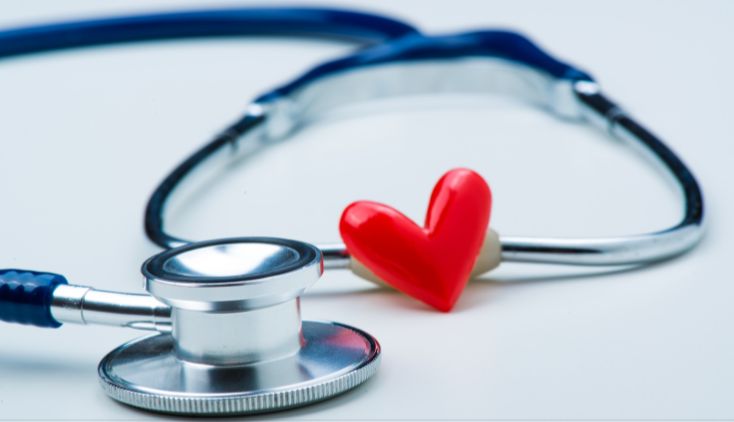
[0,1,732,421]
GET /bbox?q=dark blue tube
[0,270,67,328]
[0,8,419,60]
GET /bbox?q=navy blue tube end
[0,269,67,328]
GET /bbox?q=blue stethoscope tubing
[0,7,419,59]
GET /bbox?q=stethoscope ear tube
[147,31,704,271]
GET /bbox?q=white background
[0,1,732,420]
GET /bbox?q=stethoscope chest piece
[98,237,381,415]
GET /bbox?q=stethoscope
[0,7,704,416]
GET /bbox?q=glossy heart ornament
[339,168,492,311]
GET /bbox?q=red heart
[339,168,491,312]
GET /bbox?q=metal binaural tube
[141,70,704,270]
[498,81,704,265]
[44,77,707,336]
[317,80,705,267]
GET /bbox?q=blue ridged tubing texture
[0,270,67,328]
